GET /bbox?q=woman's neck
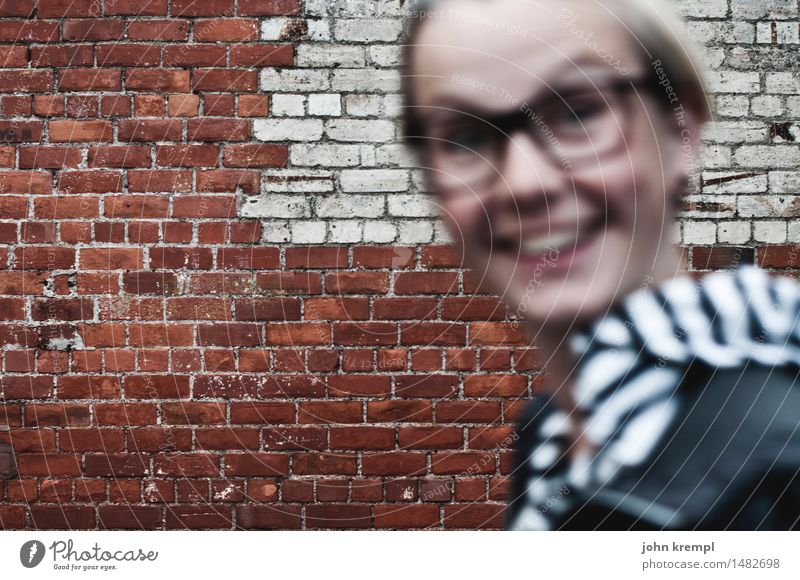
[530,245,688,413]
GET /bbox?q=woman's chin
[507,273,623,331]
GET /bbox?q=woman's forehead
[410,0,642,107]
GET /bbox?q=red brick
[1,21,53,43]
[129,19,189,40]
[230,44,294,66]
[49,120,112,143]
[162,45,226,67]
[38,0,102,17]
[236,505,301,529]
[375,504,440,529]
[88,146,152,168]
[237,0,300,16]
[195,19,258,42]
[223,144,288,168]
[0,69,52,92]
[105,0,166,15]
[187,118,251,141]
[99,506,161,530]
[156,145,218,168]
[0,171,49,194]
[30,506,96,529]
[106,196,169,219]
[125,69,190,92]
[81,247,143,270]
[191,69,257,93]
[118,119,182,142]
[57,68,121,91]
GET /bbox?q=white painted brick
[770,172,800,193]
[731,0,798,19]
[717,221,751,244]
[291,220,326,244]
[242,195,311,219]
[271,94,306,116]
[328,220,363,243]
[754,220,787,243]
[788,221,800,242]
[706,71,761,93]
[788,96,800,116]
[360,145,376,167]
[345,94,383,117]
[766,72,800,94]
[681,195,736,218]
[683,221,717,244]
[332,68,401,92]
[304,0,327,17]
[233,1,798,251]
[261,19,290,41]
[388,194,439,217]
[260,68,330,92]
[307,93,342,116]
[254,119,324,142]
[383,94,404,117]
[334,19,403,42]
[734,146,800,168]
[307,20,331,41]
[296,44,365,67]
[673,0,728,18]
[699,47,725,70]
[412,170,433,193]
[262,220,291,243]
[290,144,360,167]
[340,169,409,192]
[325,119,395,142]
[368,45,402,67]
[715,95,749,117]
[699,145,732,169]
[702,172,768,194]
[687,22,754,44]
[757,21,800,43]
[376,0,406,17]
[397,220,434,244]
[316,194,385,218]
[702,121,766,143]
[375,144,420,168]
[263,169,334,193]
[434,221,455,244]
[363,220,397,243]
[750,95,784,116]
[328,0,376,17]
[738,195,799,218]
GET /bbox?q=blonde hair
[400,0,713,148]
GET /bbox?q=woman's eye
[552,99,606,129]
[442,126,493,152]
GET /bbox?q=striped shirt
[507,264,800,530]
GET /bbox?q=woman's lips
[489,218,605,270]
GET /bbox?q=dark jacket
[508,359,800,530]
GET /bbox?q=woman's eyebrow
[420,74,627,124]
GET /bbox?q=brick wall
[0,0,798,530]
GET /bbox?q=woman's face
[409,0,699,331]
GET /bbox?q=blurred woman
[401,0,800,530]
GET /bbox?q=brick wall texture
[0,0,798,530]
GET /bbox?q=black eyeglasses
[419,75,654,188]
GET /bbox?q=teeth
[522,231,577,254]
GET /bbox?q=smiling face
[408,0,699,332]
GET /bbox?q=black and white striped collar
[509,264,800,530]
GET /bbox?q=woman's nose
[493,129,568,211]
